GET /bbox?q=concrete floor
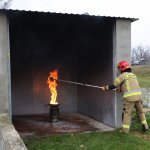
[12,113,114,137]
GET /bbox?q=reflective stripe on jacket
[114,72,142,101]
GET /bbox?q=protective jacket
[104,70,148,133]
[114,72,142,101]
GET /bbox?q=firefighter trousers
[122,100,148,133]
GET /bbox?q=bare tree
[132,45,150,65]
[0,0,12,9]
[131,47,138,64]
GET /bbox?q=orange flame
[47,70,58,105]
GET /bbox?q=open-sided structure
[0,9,137,128]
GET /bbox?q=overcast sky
[6,0,150,48]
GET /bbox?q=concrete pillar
[113,19,131,127]
[0,13,11,115]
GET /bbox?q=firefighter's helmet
[117,61,130,71]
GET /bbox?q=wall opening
[9,11,115,127]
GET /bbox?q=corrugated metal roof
[0,8,138,22]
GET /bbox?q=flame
[47,70,58,105]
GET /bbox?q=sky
[5,0,150,48]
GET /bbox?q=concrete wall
[77,17,132,128]
[0,13,11,115]
[0,113,27,150]
[113,19,131,127]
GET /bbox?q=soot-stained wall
[10,12,79,115]
[9,11,115,125]
[77,19,115,126]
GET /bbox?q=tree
[131,45,150,65]
[0,0,12,9]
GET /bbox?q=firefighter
[102,60,149,134]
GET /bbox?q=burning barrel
[47,70,59,122]
[49,104,59,122]
[45,103,60,123]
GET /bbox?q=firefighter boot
[119,127,129,134]
[142,124,149,132]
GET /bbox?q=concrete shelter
[0,9,138,128]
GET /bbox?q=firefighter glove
[102,86,109,91]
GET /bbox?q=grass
[132,65,150,88]
[24,112,150,150]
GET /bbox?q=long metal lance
[84,84,103,89]
[56,79,103,89]
[57,79,84,86]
